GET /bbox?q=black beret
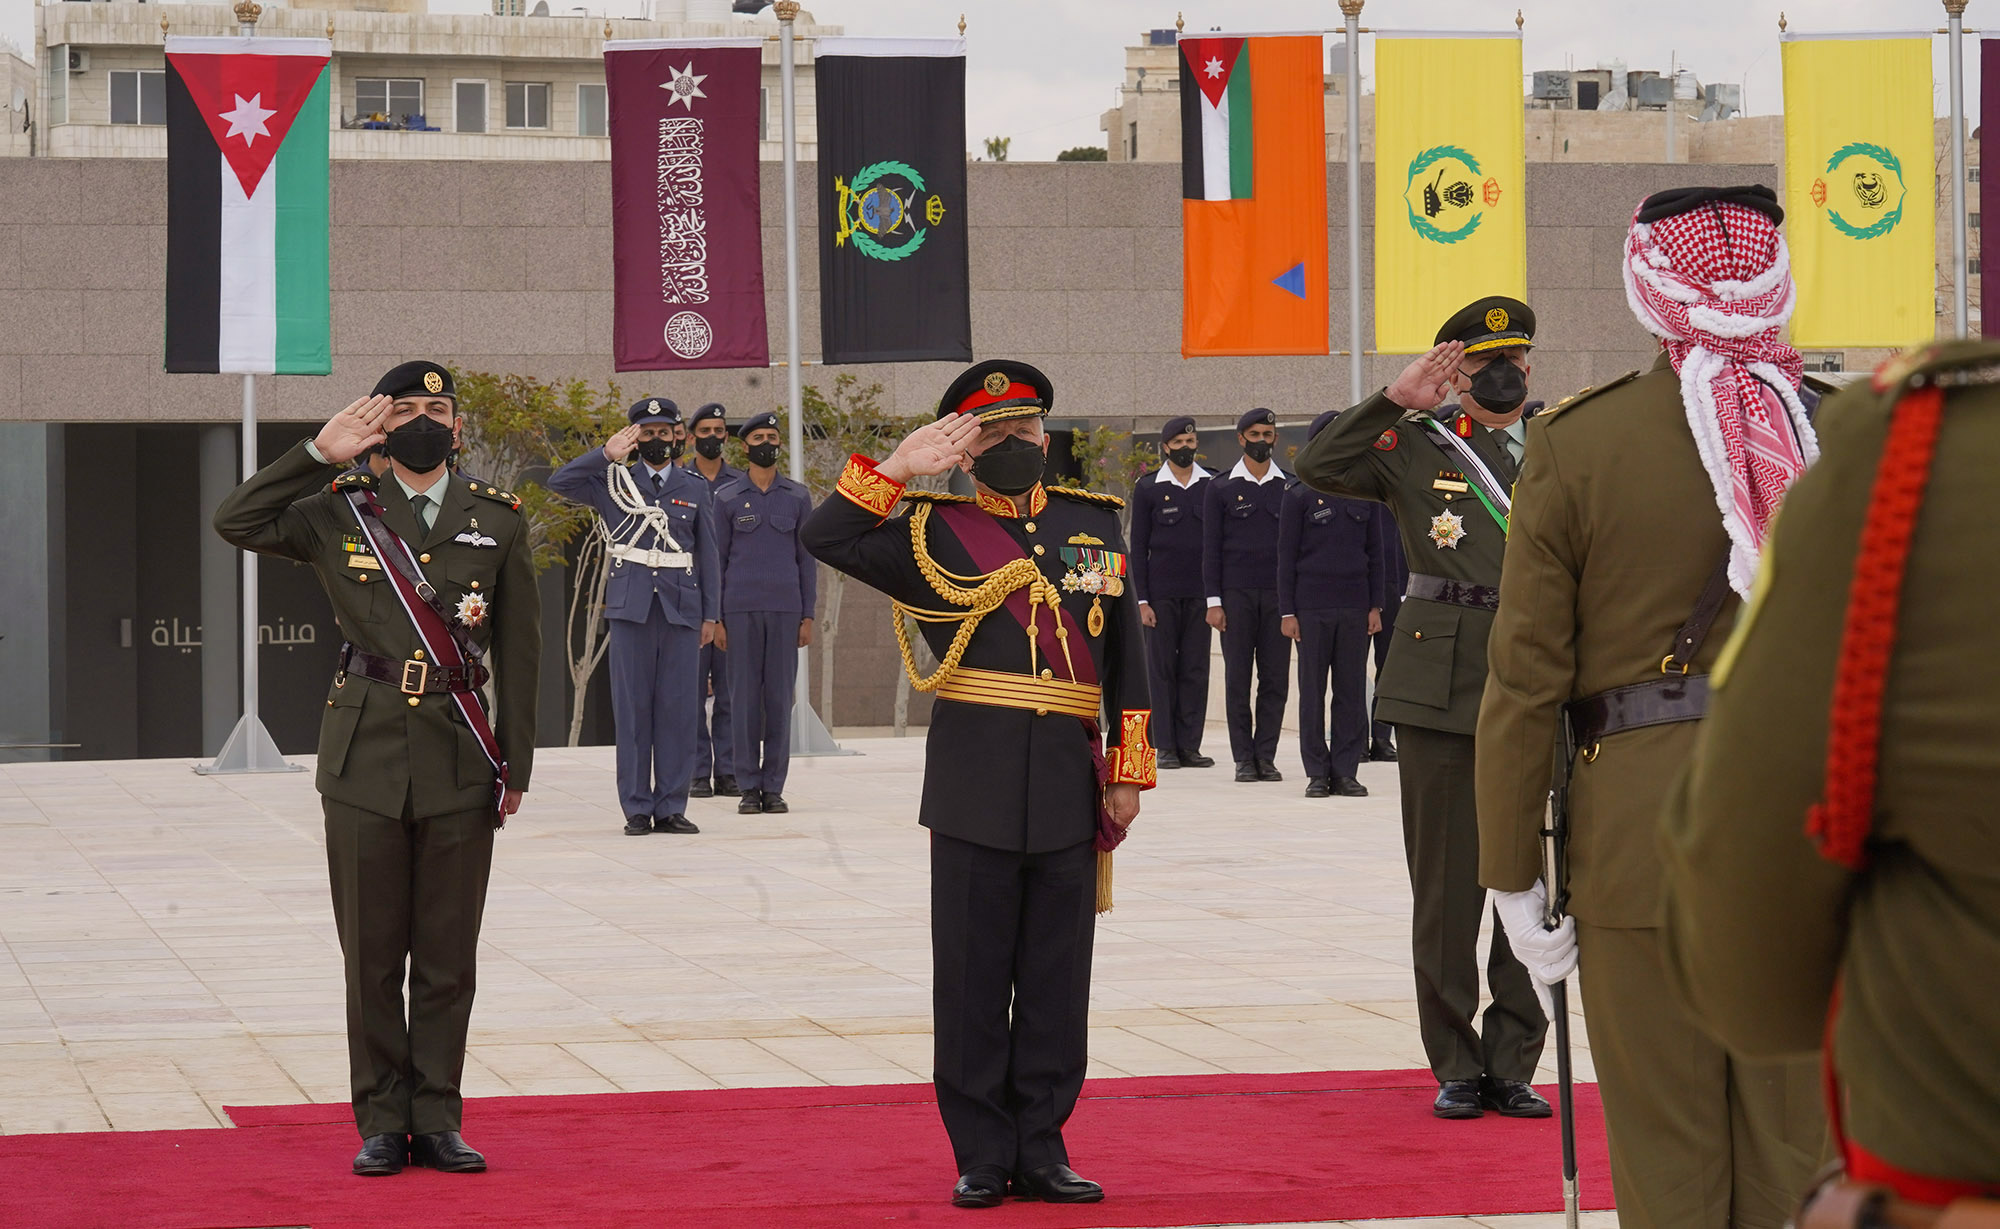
[689,402,727,426]
[937,359,1054,423]
[1636,183,1783,226]
[1236,407,1276,433]
[373,360,454,400]
[1308,409,1340,440]
[740,411,781,437]
[628,397,680,425]
[1160,415,1198,442]
[1436,296,1535,354]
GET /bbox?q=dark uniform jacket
[213,442,541,817]
[1295,393,1517,735]
[713,471,818,615]
[1276,480,1384,615]
[1201,464,1286,598]
[1128,466,1210,603]
[546,451,720,628]
[803,463,1156,854]
[1660,342,2000,1186]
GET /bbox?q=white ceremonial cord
[600,463,686,554]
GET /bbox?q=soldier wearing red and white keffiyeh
[1622,184,1820,596]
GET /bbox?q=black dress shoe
[1304,776,1332,798]
[1181,752,1215,768]
[1333,776,1369,797]
[737,791,764,815]
[409,1130,486,1173]
[1433,1079,1485,1119]
[1011,1162,1104,1203]
[1234,762,1259,782]
[688,778,714,798]
[352,1133,406,1176]
[1368,744,1399,762]
[1256,760,1284,782]
[1479,1076,1553,1118]
[760,793,789,814]
[1157,752,1182,770]
[623,816,652,836]
[714,775,742,798]
[950,1167,1008,1209]
[655,814,700,834]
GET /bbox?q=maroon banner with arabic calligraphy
[607,39,769,371]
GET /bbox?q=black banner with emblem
[815,38,972,364]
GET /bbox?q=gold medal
[1087,597,1106,638]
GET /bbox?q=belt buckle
[400,658,430,695]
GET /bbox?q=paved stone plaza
[0,730,1610,1228]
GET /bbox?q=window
[355,77,423,123]
[454,80,487,133]
[1127,122,1138,161]
[577,82,606,136]
[1973,212,1982,230]
[1801,353,1845,373]
[1972,166,1983,183]
[109,69,165,126]
[505,81,549,129]
[759,86,769,141]
[45,54,66,126]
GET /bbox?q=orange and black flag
[1178,34,1327,357]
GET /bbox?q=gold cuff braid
[1105,710,1158,788]
[837,454,903,519]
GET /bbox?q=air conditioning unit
[68,48,90,74]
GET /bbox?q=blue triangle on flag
[1273,262,1307,299]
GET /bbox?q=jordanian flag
[164,38,332,375]
[1181,38,1253,201]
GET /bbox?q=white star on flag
[1204,57,1224,78]
[661,62,708,111]
[217,93,278,146]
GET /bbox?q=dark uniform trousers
[1144,596,1210,758]
[931,832,1097,1177]
[610,603,702,818]
[724,611,797,795]
[1296,608,1370,780]
[693,639,733,783]
[1220,587,1289,765]
[325,795,495,1139]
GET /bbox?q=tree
[983,135,1011,162]
[1056,146,1108,162]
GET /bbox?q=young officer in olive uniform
[1662,340,2000,1210]
[685,402,745,798]
[713,410,816,815]
[547,398,720,837]
[1294,298,1547,1119]
[1203,407,1290,783]
[213,361,540,1177]
[1128,415,1214,769]
[802,359,1156,1210]
[1279,409,1384,799]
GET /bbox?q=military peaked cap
[1437,296,1536,354]
[628,397,681,425]
[938,359,1054,424]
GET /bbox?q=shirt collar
[641,460,673,480]
[395,470,447,505]
[976,484,1047,518]
[1156,461,1212,488]
[1227,458,1285,485]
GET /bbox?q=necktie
[410,494,432,534]
[652,472,663,499]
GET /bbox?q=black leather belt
[1566,674,1710,753]
[1406,572,1500,613]
[338,644,488,695]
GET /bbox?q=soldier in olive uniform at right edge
[1293,298,1547,1120]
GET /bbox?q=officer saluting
[213,361,540,1177]
[547,398,720,836]
[1294,298,1549,1119]
[1129,414,1216,770]
[802,360,1156,1210]
[684,402,744,799]
[712,411,816,815]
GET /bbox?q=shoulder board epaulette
[1047,486,1125,509]
[902,489,975,504]
[1542,369,1641,419]
[461,476,523,511]
[331,469,377,491]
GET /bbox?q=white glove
[1490,882,1578,1020]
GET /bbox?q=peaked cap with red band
[937,359,1055,425]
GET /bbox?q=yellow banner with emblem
[1373,33,1526,354]
[1783,35,1935,347]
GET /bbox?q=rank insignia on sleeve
[1429,508,1466,549]
[1374,429,1398,451]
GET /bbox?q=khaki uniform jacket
[1294,389,1515,735]
[1661,342,2000,1185]
[213,441,541,818]
[1475,353,1739,927]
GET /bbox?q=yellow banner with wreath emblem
[1373,33,1526,354]
[1783,35,1935,348]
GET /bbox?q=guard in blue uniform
[1203,407,1290,783]
[684,402,745,799]
[547,397,720,836]
[1128,415,1215,770]
[713,411,817,816]
[1370,505,1406,761]
[1279,409,1384,798]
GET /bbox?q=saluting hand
[605,424,643,463]
[879,414,981,484]
[315,394,392,464]
[1385,341,1464,411]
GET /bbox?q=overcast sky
[8,0,1982,159]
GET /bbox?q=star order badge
[1429,509,1467,550]
[455,591,489,628]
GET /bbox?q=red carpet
[4,1069,1613,1228]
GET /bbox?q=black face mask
[693,435,725,461]
[969,435,1045,496]
[636,437,673,465]
[383,415,455,473]
[1242,440,1273,464]
[1166,445,1197,468]
[746,442,780,469]
[1464,361,1528,415]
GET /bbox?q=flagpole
[1340,0,1364,404]
[1947,0,1970,339]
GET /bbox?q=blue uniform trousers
[693,640,734,783]
[1296,607,1371,781]
[608,604,700,819]
[724,610,798,796]
[1143,596,1211,759]
[1220,587,1289,766]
